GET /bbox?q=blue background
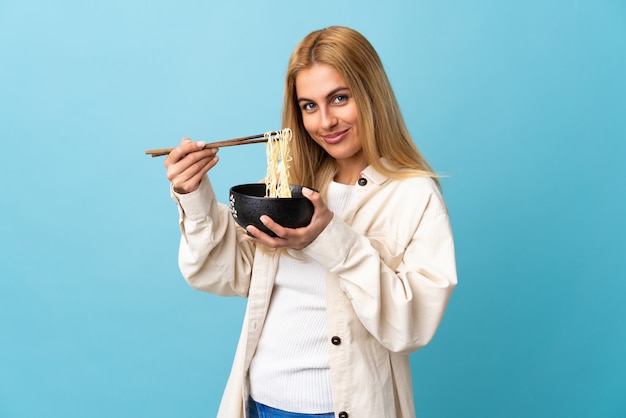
[1,1,625,417]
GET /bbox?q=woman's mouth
[322,129,349,145]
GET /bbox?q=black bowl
[229,183,314,237]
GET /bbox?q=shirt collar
[360,158,392,186]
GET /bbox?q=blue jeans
[247,398,335,418]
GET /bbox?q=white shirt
[249,181,355,413]
[172,162,457,418]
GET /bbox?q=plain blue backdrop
[1,0,625,417]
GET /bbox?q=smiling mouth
[323,129,349,144]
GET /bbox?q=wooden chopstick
[145,133,268,157]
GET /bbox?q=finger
[302,187,334,225]
[166,146,217,180]
[244,224,284,247]
[170,154,219,193]
[302,187,323,204]
[186,154,219,186]
[258,215,286,238]
[251,216,317,250]
[165,139,208,166]
[165,138,193,163]
[174,153,217,184]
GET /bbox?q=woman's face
[295,63,367,171]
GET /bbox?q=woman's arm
[302,185,457,354]
[164,138,256,297]
[173,176,256,297]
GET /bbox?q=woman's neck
[334,160,368,185]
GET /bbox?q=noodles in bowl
[264,129,293,198]
[229,128,314,237]
[229,184,314,237]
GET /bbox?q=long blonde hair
[282,26,439,196]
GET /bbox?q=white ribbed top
[249,181,355,413]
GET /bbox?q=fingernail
[197,141,206,148]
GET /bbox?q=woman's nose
[320,108,338,130]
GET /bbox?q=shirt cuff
[302,214,357,269]
[170,176,215,221]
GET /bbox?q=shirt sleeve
[172,176,256,297]
[302,193,457,354]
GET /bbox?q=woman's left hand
[243,187,334,250]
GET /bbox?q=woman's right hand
[164,138,219,194]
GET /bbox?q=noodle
[264,128,293,198]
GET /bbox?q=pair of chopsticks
[145,133,268,157]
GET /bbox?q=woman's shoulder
[370,159,440,190]
[385,173,442,197]
[402,174,440,189]
[363,160,446,206]
[382,175,448,220]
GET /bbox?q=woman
[164,26,457,418]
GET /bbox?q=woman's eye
[333,95,348,104]
[302,102,316,111]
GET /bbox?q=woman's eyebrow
[297,87,350,103]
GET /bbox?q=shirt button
[331,336,341,345]
[338,412,349,418]
[357,178,367,186]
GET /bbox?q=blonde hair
[282,26,439,196]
